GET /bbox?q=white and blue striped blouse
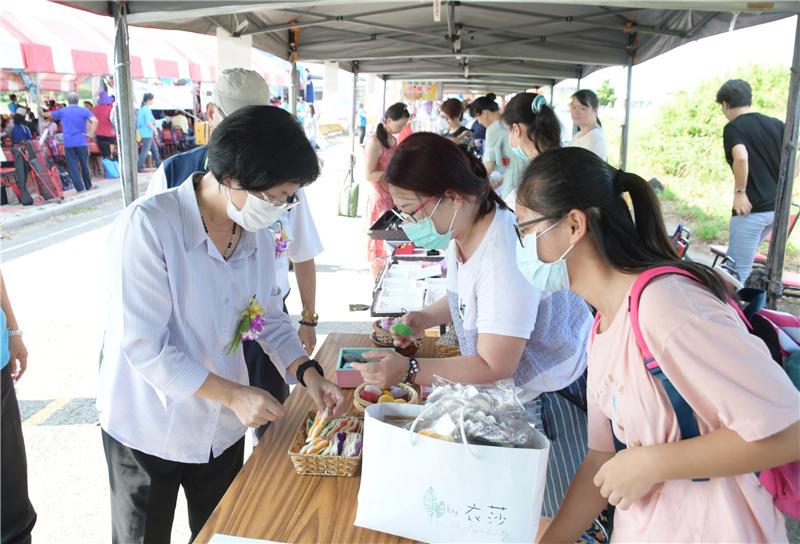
[98,176,306,463]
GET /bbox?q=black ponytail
[376,102,410,149]
[458,143,507,217]
[503,93,561,154]
[517,147,733,302]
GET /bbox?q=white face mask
[225,187,284,232]
[516,219,575,293]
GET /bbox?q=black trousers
[95,135,117,160]
[102,430,244,544]
[245,298,292,441]
[1,366,37,544]
[244,341,290,441]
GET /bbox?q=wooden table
[195,333,436,543]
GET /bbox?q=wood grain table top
[195,333,436,543]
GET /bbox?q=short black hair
[207,105,319,191]
[9,94,17,101]
[716,79,752,108]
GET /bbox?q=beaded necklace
[201,216,238,260]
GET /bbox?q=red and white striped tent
[0,0,289,92]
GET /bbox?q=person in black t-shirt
[716,79,784,283]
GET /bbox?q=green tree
[597,79,617,107]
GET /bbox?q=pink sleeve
[588,394,616,453]
[640,281,800,442]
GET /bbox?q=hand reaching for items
[391,311,426,349]
[351,350,410,389]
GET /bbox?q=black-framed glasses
[514,215,560,247]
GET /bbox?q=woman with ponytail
[501,92,561,207]
[469,93,527,198]
[569,89,607,161]
[351,133,594,532]
[364,102,410,276]
[515,147,799,542]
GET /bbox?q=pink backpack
[593,266,800,520]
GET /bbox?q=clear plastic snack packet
[411,377,540,448]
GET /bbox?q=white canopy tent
[57,0,800,305]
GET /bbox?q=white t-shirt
[270,187,324,298]
[445,207,591,401]
[445,208,539,339]
[569,126,608,161]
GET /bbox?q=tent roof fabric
[58,1,799,90]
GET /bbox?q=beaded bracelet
[405,356,420,385]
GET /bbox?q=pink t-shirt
[589,275,798,542]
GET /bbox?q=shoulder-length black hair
[207,105,320,191]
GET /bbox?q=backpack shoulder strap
[629,266,701,370]
[628,267,708,474]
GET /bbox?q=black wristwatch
[296,359,324,387]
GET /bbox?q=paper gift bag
[355,403,549,543]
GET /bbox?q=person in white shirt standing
[568,89,608,162]
[99,105,344,543]
[145,69,325,443]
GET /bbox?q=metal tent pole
[112,0,138,206]
[381,75,387,114]
[350,62,359,173]
[290,60,298,117]
[620,53,634,170]
[549,79,555,105]
[765,15,800,308]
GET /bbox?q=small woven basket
[288,411,363,477]
[353,383,419,414]
[436,327,461,357]
[371,319,394,345]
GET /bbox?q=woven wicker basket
[371,319,394,345]
[436,327,461,357]
[288,411,363,477]
[353,383,419,413]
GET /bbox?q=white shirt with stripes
[98,175,306,463]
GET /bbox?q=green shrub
[619,64,799,267]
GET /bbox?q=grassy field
[601,108,800,272]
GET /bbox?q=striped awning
[0,1,290,85]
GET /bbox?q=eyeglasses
[250,190,301,210]
[391,195,438,224]
[514,215,561,247]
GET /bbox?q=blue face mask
[516,219,574,293]
[511,143,529,160]
[400,198,458,250]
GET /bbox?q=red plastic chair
[160,128,177,158]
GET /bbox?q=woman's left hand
[593,445,660,510]
[350,351,409,389]
[304,371,346,418]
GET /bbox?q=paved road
[3,140,377,543]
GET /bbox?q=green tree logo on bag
[423,487,446,519]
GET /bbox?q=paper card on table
[415,263,443,280]
[209,534,284,544]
